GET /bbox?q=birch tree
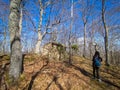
[35,0,43,53]
[35,0,51,53]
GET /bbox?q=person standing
[92,51,102,82]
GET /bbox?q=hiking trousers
[93,66,100,79]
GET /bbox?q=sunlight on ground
[0,54,120,90]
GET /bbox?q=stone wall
[41,42,66,61]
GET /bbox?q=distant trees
[80,0,93,58]
[68,0,73,64]
[0,0,9,54]
[2,16,7,54]
[107,0,120,65]
[9,0,22,81]
[0,0,120,74]
[100,0,120,66]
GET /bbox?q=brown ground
[0,54,120,90]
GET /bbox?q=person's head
[94,51,100,57]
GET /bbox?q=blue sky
[0,0,120,52]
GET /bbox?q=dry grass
[0,54,120,90]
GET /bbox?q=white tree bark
[19,5,22,36]
[35,0,52,54]
[9,0,22,81]
[35,31,43,53]
[35,0,43,54]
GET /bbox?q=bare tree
[68,0,73,64]
[35,0,44,53]
[2,16,7,54]
[80,0,92,58]
[35,0,52,54]
[9,0,22,81]
[102,0,109,66]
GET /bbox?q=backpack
[94,57,101,67]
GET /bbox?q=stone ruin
[41,42,67,61]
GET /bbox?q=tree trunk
[35,31,42,53]
[19,6,22,36]
[104,28,109,65]
[102,0,110,66]
[89,42,92,59]
[9,0,22,81]
[35,0,43,54]
[69,0,73,64]
[83,23,86,58]
[19,5,24,73]
[3,16,7,54]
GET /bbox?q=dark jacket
[92,55,102,67]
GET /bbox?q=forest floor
[0,54,120,90]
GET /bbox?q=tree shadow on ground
[45,75,64,90]
[27,61,49,90]
[70,63,92,78]
[70,63,120,89]
[102,78,120,89]
[101,69,120,79]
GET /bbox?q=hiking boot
[98,79,102,82]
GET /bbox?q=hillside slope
[0,55,120,90]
